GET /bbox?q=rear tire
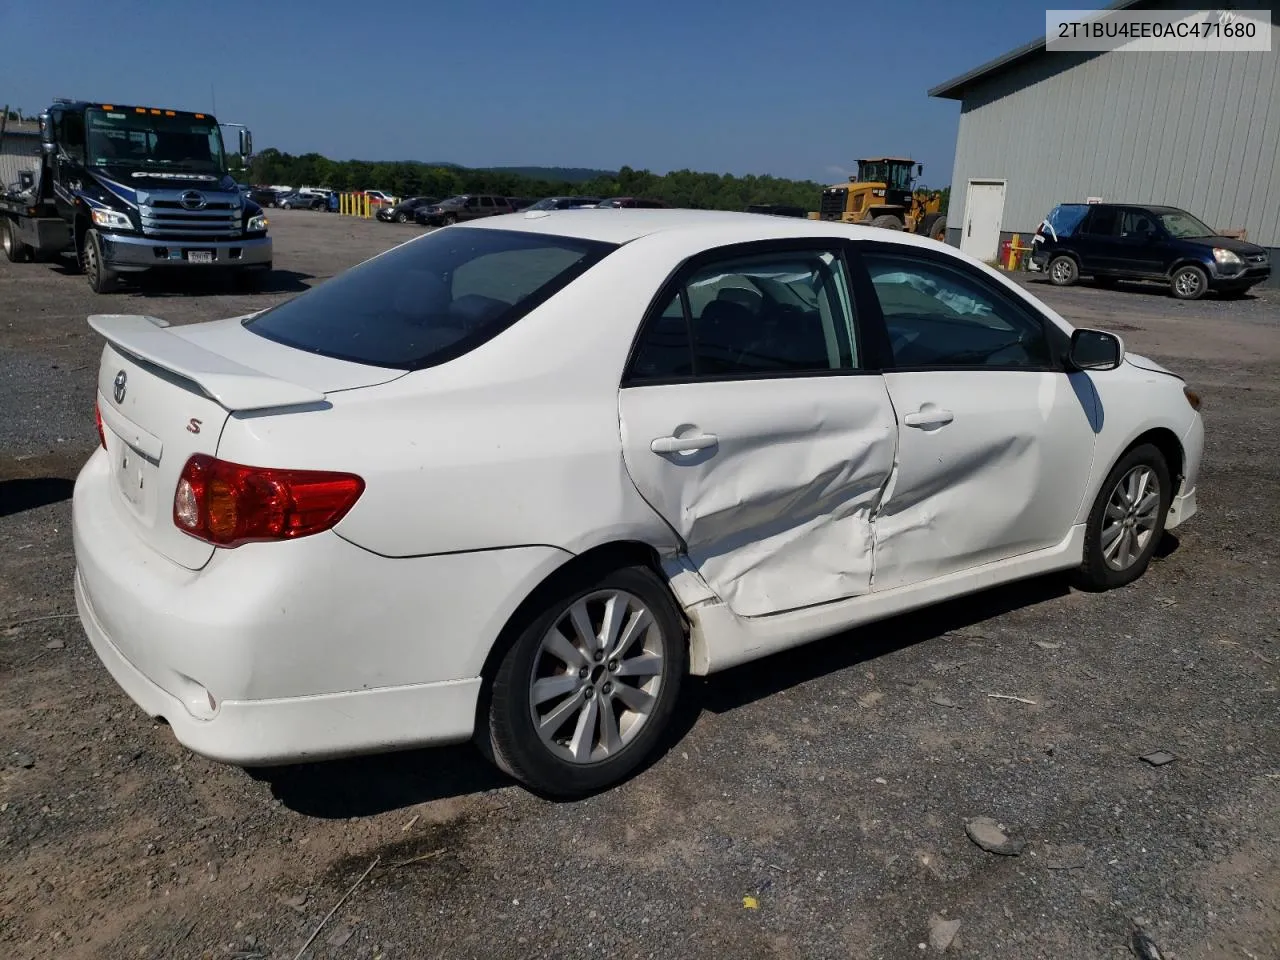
[1076,443,1172,591]
[869,214,904,231]
[1170,264,1208,301]
[81,229,119,293]
[1048,254,1079,286]
[3,219,31,262]
[483,564,687,798]
[929,215,948,242]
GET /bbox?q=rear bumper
[71,449,570,765]
[100,233,272,271]
[76,571,482,766]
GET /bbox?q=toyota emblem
[113,370,127,404]
[179,190,206,211]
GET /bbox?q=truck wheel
[81,229,119,294]
[3,219,32,262]
[929,216,948,242]
[869,214,904,231]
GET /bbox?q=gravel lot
[1,210,1277,960]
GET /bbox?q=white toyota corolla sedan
[74,210,1203,796]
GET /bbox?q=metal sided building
[929,0,1279,271]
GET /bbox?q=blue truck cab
[1,100,271,293]
[1031,202,1270,300]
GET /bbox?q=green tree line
[248,148,829,212]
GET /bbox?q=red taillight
[173,454,364,548]
[95,401,107,450]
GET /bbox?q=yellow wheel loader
[813,157,947,241]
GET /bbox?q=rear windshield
[1043,204,1089,240]
[244,228,616,369]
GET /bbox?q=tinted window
[245,228,616,369]
[479,196,494,208]
[1118,209,1158,237]
[1084,207,1120,237]
[628,248,858,381]
[863,252,1051,369]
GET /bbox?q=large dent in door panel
[669,417,896,618]
[871,429,1039,584]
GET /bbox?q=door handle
[903,408,954,428]
[651,433,719,454]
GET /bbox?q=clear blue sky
[2,0,1045,185]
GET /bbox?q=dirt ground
[1,210,1277,960]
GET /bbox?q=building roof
[0,121,41,138]
[928,0,1143,100]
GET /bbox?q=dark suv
[1031,202,1271,300]
[414,195,514,226]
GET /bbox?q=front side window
[85,108,225,173]
[862,251,1052,370]
[1119,209,1158,238]
[628,248,859,382]
[245,228,616,369]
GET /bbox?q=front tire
[81,229,119,293]
[484,565,686,798]
[1170,264,1208,300]
[397,212,409,223]
[1077,444,1172,591]
[929,215,948,242]
[1048,254,1079,286]
[3,219,32,262]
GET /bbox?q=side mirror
[238,129,253,158]
[1069,328,1124,371]
[916,164,923,177]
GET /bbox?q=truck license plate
[187,250,214,264]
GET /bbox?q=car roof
[1056,202,1186,214]
[457,208,950,248]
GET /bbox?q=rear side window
[245,228,616,369]
[1083,206,1120,236]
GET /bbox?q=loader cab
[856,157,918,210]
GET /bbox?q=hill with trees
[247,149,828,212]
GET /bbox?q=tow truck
[1,99,271,292]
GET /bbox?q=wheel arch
[475,539,686,690]
[1166,257,1210,279]
[1123,426,1185,488]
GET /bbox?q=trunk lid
[90,314,405,570]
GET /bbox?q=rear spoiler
[88,314,325,412]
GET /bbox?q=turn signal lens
[173,454,364,548]
[95,401,107,449]
[1184,386,1202,411]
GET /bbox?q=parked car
[279,192,327,210]
[414,194,514,226]
[1032,202,1272,300]
[506,197,536,212]
[364,190,396,207]
[745,203,808,218]
[241,185,281,208]
[76,211,1203,797]
[377,197,440,223]
[526,196,602,212]
[596,197,669,209]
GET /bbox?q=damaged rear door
[854,245,1097,592]
[618,242,897,618]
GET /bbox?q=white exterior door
[618,243,897,618]
[961,179,1006,262]
[855,243,1097,591]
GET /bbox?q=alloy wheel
[528,589,666,764]
[1101,465,1161,571]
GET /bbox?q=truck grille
[138,193,242,239]
[820,188,847,221]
